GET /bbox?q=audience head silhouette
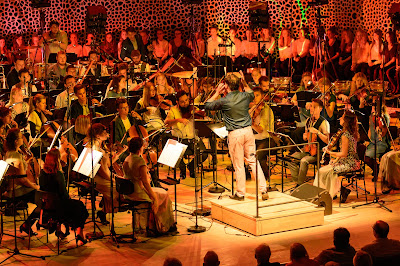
[373,220,389,239]
[163,257,182,266]
[333,227,351,250]
[255,243,272,264]
[203,251,220,266]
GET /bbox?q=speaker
[290,183,332,215]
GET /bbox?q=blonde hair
[9,86,23,106]
[28,93,46,114]
[142,82,155,108]
[351,72,369,92]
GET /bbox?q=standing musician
[205,73,269,201]
[6,57,25,90]
[287,99,330,187]
[135,82,167,132]
[84,123,118,225]
[55,75,77,109]
[4,128,40,236]
[12,68,38,97]
[314,110,360,203]
[6,87,30,119]
[28,94,53,156]
[251,87,277,179]
[80,51,109,79]
[42,20,68,62]
[165,91,208,179]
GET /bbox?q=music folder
[73,148,103,178]
[158,139,188,168]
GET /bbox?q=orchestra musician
[123,137,176,235]
[317,77,338,133]
[47,51,70,89]
[112,62,137,91]
[12,68,38,98]
[377,147,400,195]
[66,32,83,58]
[6,57,25,90]
[84,123,118,225]
[0,107,18,155]
[4,128,40,236]
[120,27,146,62]
[42,20,68,63]
[155,73,175,95]
[80,51,109,79]
[249,68,262,88]
[251,87,277,179]
[131,49,151,73]
[28,34,43,64]
[165,91,208,179]
[314,110,360,203]
[38,148,89,243]
[139,29,152,62]
[287,99,330,186]
[205,73,269,201]
[55,75,77,109]
[6,86,30,119]
[135,82,166,132]
[69,84,105,122]
[105,75,127,98]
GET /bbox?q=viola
[128,124,158,170]
[304,118,318,156]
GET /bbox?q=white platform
[210,191,325,236]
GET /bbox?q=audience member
[286,243,319,266]
[163,257,182,266]
[353,250,373,266]
[361,220,400,265]
[314,227,356,266]
[255,243,280,266]
[203,251,220,266]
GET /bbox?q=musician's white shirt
[11,84,37,98]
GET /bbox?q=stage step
[210,191,324,236]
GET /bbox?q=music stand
[296,91,321,108]
[73,147,104,240]
[158,139,187,222]
[0,161,46,263]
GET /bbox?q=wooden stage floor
[1,156,400,265]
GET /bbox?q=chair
[35,190,74,254]
[339,143,369,206]
[115,176,150,242]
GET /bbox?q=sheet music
[158,139,188,168]
[73,148,103,178]
[212,126,229,139]
[0,160,10,184]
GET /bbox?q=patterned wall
[0,0,399,46]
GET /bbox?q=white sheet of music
[0,160,10,184]
[212,126,229,139]
[73,148,103,178]
[158,139,188,168]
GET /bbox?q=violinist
[249,68,262,89]
[155,73,175,95]
[165,91,208,179]
[6,87,30,119]
[135,82,166,132]
[251,87,277,179]
[364,104,391,179]
[55,75,77,109]
[205,73,268,201]
[259,76,272,94]
[317,77,338,133]
[11,68,38,98]
[287,99,330,186]
[194,77,214,104]
[314,110,360,203]
[84,123,118,225]
[28,94,53,156]
[0,107,18,156]
[4,128,40,236]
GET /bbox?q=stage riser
[211,192,324,236]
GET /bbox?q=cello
[303,117,318,156]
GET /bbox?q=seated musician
[66,64,77,78]
[207,24,224,61]
[364,104,391,179]
[131,50,151,73]
[84,123,118,225]
[287,99,330,186]
[42,20,68,63]
[28,94,53,156]
[6,57,25,90]
[155,73,175,95]
[194,77,214,104]
[314,110,360,203]
[66,32,83,58]
[55,75,77,109]
[123,137,176,235]
[251,87,277,179]
[105,75,127,98]
[120,27,146,62]
[82,33,94,58]
[317,77,338,133]
[377,145,400,195]
[47,51,70,89]
[164,91,208,179]
[259,76,272,94]
[6,87,30,119]
[113,63,137,90]
[79,51,109,79]
[135,82,166,132]
[249,68,262,88]
[4,128,40,236]
[39,148,88,243]
[0,107,18,156]
[11,68,38,97]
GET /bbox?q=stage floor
[1,156,400,265]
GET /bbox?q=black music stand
[296,91,321,108]
[0,162,45,263]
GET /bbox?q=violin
[181,105,207,119]
[149,95,173,111]
[128,124,158,170]
[59,135,79,166]
[304,118,318,156]
[320,129,344,164]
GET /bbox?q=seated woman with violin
[135,82,167,133]
[84,123,118,225]
[6,86,30,119]
[0,107,19,157]
[105,74,127,98]
[251,87,277,179]
[155,73,175,95]
[4,128,40,236]
[123,137,176,236]
[38,148,89,244]
[314,110,360,203]
[164,91,208,179]
[28,94,53,157]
